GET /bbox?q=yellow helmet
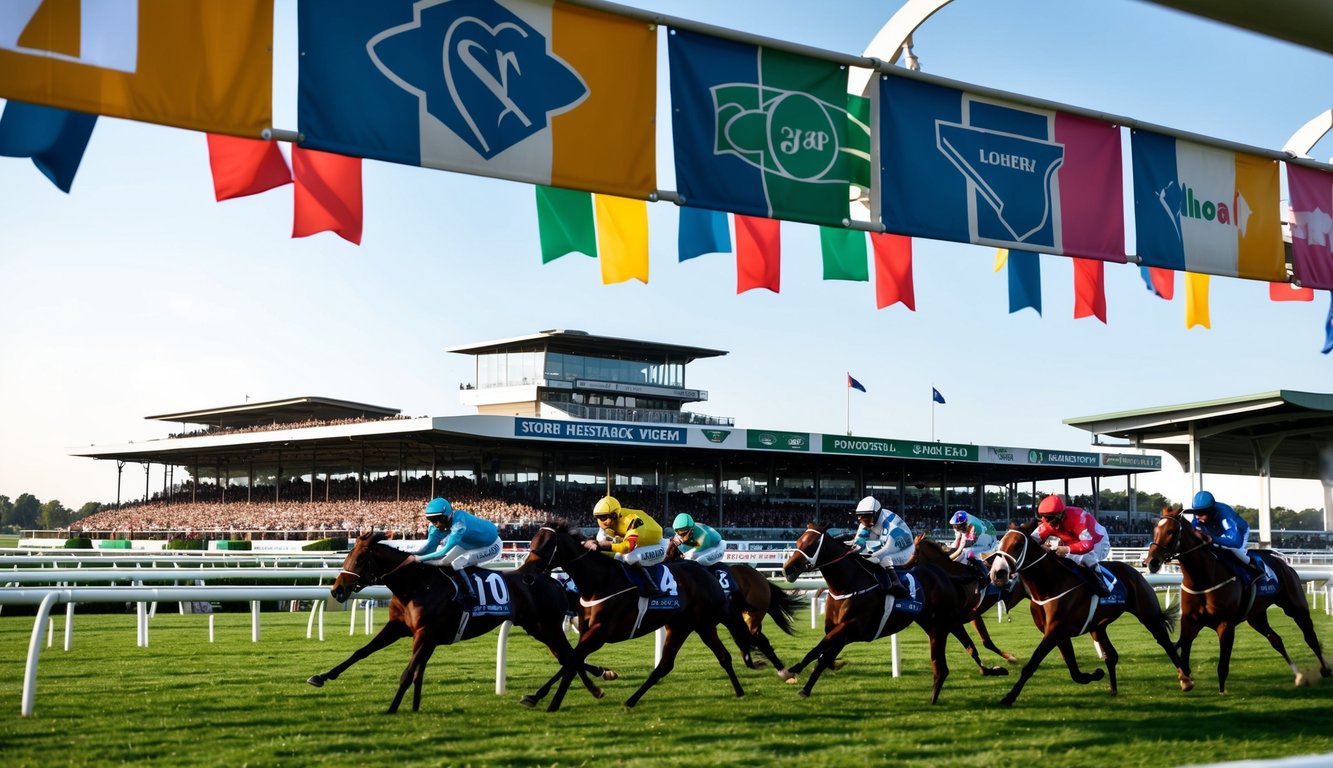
[593,496,621,519]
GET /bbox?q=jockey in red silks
[1032,495,1111,597]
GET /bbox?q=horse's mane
[545,518,586,538]
[914,536,951,556]
[1008,519,1038,536]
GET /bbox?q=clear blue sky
[1,0,1330,512]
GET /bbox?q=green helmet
[672,513,695,531]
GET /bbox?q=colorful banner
[668,28,866,226]
[298,0,655,198]
[1287,164,1333,290]
[515,418,686,445]
[879,76,1124,261]
[0,0,273,136]
[747,430,810,451]
[1131,129,1285,280]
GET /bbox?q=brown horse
[517,521,772,712]
[989,520,1189,705]
[1144,506,1332,692]
[907,534,1027,670]
[307,531,614,713]
[779,524,989,704]
[665,539,803,671]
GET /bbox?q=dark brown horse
[989,520,1188,705]
[517,521,770,711]
[907,534,1027,670]
[1144,506,1332,692]
[779,524,988,704]
[664,539,803,671]
[307,531,614,713]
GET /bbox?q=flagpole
[846,375,851,435]
[931,383,936,442]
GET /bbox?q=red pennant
[735,214,780,294]
[1148,267,1175,300]
[1269,282,1314,302]
[206,134,291,201]
[1073,257,1107,323]
[292,147,362,245]
[871,233,914,310]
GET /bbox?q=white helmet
[855,496,881,515]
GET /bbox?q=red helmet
[1037,495,1066,517]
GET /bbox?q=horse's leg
[744,607,768,669]
[696,621,746,698]
[410,642,439,713]
[1214,620,1242,694]
[1000,632,1062,707]
[1089,629,1119,695]
[798,624,859,698]
[723,611,759,669]
[387,635,437,714]
[307,621,411,686]
[547,631,607,713]
[624,626,691,708]
[1176,617,1201,692]
[524,624,606,706]
[949,624,1004,676]
[926,629,951,704]
[1054,636,1103,685]
[1273,595,1333,681]
[973,615,1020,664]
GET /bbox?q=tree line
[0,494,104,531]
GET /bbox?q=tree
[75,502,104,522]
[10,494,40,529]
[39,499,72,529]
[0,495,12,527]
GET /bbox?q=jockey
[947,510,997,569]
[584,496,667,596]
[406,497,501,605]
[672,513,727,567]
[850,495,911,598]
[1190,491,1262,581]
[1033,495,1111,597]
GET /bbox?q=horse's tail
[765,581,802,636]
[1158,600,1181,634]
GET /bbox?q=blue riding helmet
[1192,491,1216,512]
[949,510,969,526]
[672,513,695,531]
[424,497,453,518]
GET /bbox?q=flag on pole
[932,387,946,404]
[848,374,866,393]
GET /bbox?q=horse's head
[781,523,837,583]
[331,530,390,603]
[905,534,946,567]
[989,519,1039,589]
[518,520,585,578]
[1144,505,1187,573]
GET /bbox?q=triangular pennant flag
[207,134,291,201]
[1269,282,1314,302]
[994,248,1008,272]
[1139,266,1175,300]
[735,215,781,294]
[819,227,869,281]
[1185,272,1211,328]
[536,186,596,263]
[1073,257,1107,323]
[0,100,96,193]
[595,194,648,285]
[679,207,731,262]
[1007,249,1042,315]
[292,147,362,245]
[871,233,914,310]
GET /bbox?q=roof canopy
[1065,390,1333,480]
[446,329,727,363]
[146,396,401,430]
[1144,0,1333,56]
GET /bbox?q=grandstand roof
[445,329,727,362]
[145,396,401,429]
[1065,390,1333,480]
[1144,0,1333,56]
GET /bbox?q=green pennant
[820,226,868,281]
[535,185,596,263]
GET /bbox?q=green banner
[1026,449,1101,467]
[1101,454,1161,469]
[747,430,810,451]
[823,435,978,461]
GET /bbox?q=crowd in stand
[168,414,411,440]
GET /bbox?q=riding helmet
[593,496,621,518]
[950,510,969,526]
[1191,490,1216,511]
[855,496,881,515]
[672,513,695,531]
[1037,495,1066,516]
[424,497,452,518]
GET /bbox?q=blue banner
[514,418,686,445]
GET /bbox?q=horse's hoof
[591,687,605,699]
[777,669,796,682]
[784,675,800,685]
[1180,678,1194,693]
[999,696,1015,707]
[797,689,811,699]
[751,660,768,670]
[601,669,619,681]
[306,676,324,688]
[1295,673,1307,688]
[982,667,1009,677]
[830,660,848,671]
[1090,669,1105,682]
[1003,654,1019,664]
[1107,689,1118,697]
[519,696,538,708]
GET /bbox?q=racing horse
[907,534,1028,670]
[989,520,1189,705]
[307,531,615,713]
[780,524,986,704]
[1144,506,1331,692]
[517,520,768,712]
[665,538,804,671]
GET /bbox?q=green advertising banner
[747,430,811,451]
[1025,449,1101,467]
[823,435,978,462]
[1101,454,1162,469]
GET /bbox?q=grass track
[0,597,1330,767]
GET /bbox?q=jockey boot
[451,570,479,606]
[1241,555,1265,584]
[883,567,910,599]
[1083,565,1111,598]
[628,565,665,598]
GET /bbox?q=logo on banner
[934,101,1065,245]
[702,430,731,443]
[712,85,866,184]
[0,0,139,72]
[1154,181,1252,241]
[368,0,588,158]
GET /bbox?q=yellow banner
[0,0,272,136]
[595,194,648,285]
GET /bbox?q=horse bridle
[789,530,856,573]
[992,529,1049,574]
[532,525,595,572]
[1150,515,1210,561]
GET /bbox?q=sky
[1,0,1331,513]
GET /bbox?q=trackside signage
[1102,454,1161,469]
[1027,449,1100,466]
[747,430,810,451]
[514,418,686,445]
[823,436,979,461]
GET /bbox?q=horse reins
[1155,517,1239,594]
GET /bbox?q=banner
[1131,129,1284,280]
[1287,164,1333,290]
[879,76,1124,261]
[298,0,655,198]
[0,0,273,136]
[669,28,867,226]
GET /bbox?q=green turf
[0,598,1330,767]
[0,535,19,548]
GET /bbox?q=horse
[907,534,1027,670]
[779,524,989,704]
[516,520,775,712]
[306,531,615,713]
[1144,506,1332,692]
[664,538,803,671]
[988,520,1189,705]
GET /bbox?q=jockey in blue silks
[407,497,502,605]
[851,496,912,598]
[1189,491,1262,582]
